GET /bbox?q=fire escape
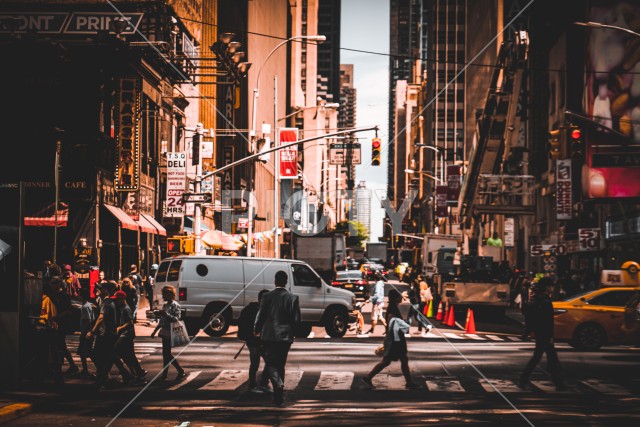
[459,30,534,229]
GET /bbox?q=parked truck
[292,233,347,284]
[421,233,460,279]
[365,242,388,264]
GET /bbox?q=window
[588,290,635,307]
[196,263,208,277]
[156,261,170,283]
[292,264,321,287]
[167,260,182,282]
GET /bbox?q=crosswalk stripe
[442,332,464,340]
[372,374,407,390]
[530,380,571,393]
[200,369,249,391]
[507,336,522,341]
[426,379,465,392]
[284,370,304,390]
[167,371,202,390]
[463,334,485,340]
[581,380,631,395]
[484,335,504,341]
[480,379,524,393]
[315,371,354,390]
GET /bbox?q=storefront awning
[135,214,157,234]
[140,213,167,236]
[24,203,68,227]
[104,204,139,231]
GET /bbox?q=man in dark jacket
[254,271,301,406]
[519,277,566,391]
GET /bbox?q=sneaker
[249,386,265,394]
[361,377,375,389]
[426,324,433,332]
[405,382,421,390]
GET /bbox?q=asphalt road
[4,329,639,427]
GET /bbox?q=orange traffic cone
[446,304,456,327]
[442,301,449,324]
[465,308,477,334]
[435,301,444,321]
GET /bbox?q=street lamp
[404,169,445,185]
[277,101,340,124]
[414,143,445,183]
[574,21,640,38]
[248,34,326,258]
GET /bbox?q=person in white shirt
[365,273,387,335]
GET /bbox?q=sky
[341,0,389,243]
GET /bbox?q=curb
[0,403,32,425]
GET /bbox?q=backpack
[237,303,258,341]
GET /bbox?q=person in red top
[62,264,81,298]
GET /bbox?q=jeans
[95,335,132,385]
[161,336,183,375]
[262,341,292,390]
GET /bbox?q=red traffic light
[571,129,582,140]
[372,138,381,149]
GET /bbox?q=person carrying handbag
[151,286,186,380]
[361,289,420,390]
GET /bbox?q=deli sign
[0,12,143,34]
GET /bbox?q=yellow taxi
[553,286,640,350]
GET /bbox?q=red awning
[141,213,167,236]
[104,204,139,231]
[135,214,157,234]
[24,212,68,227]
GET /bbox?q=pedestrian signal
[371,138,381,166]
[167,237,181,254]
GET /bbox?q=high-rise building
[355,181,372,238]
[388,0,429,205]
[317,0,341,103]
[339,64,357,194]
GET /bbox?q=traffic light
[568,125,584,159]
[192,131,201,166]
[371,138,381,166]
[167,237,182,254]
[548,129,563,160]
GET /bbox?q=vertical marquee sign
[278,128,299,179]
[115,77,141,192]
[555,159,572,220]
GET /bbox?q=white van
[147,255,357,338]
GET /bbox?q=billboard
[582,2,640,199]
[278,128,299,179]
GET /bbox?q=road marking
[507,336,522,341]
[284,370,304,390]
[530,380,572,394]
[480,379,524,393]
[426,379,465,392]
[167,371,202,390]
[200,370,249,390]
[307,332,315,339]
[581,380,631,395]
[485,335,504,341]
[464,334,485,340]
[442,332,464,339]
[371,374,407,390]
[315,371,354,390]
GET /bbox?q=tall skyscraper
[388,0,429,205]
[340,64,357,193]
[355,181,372,238]
[317,0,341,103]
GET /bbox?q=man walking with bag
[254,271,301,407]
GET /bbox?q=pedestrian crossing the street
[142,368,636,397]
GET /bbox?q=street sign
[578,228,600,251]
[530,244,567,256]
[329,143,361,165]
[181,192,212,203]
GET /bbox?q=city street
[3,298,639,427]
[3,332,639,427]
